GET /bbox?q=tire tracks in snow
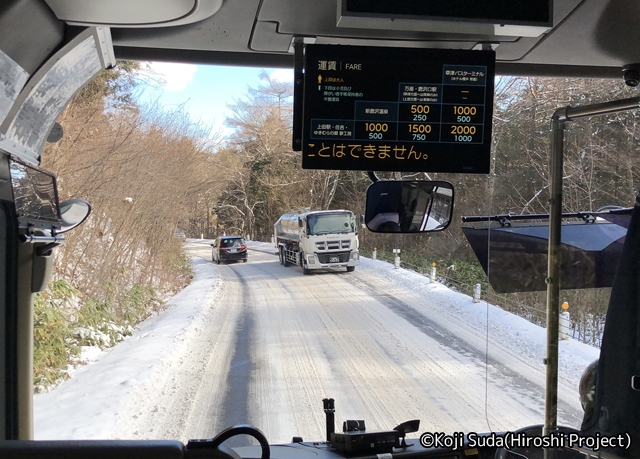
[345,275,583,428]
[125,241,583,445]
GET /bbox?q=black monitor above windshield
[298,44,495,174]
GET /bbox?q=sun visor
[462,221,627,293]
[598,207,633,229]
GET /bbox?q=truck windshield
[307,213,355,235]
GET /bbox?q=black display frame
[344,0,552,27]
[299,44,496,174]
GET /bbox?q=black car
[211,236,248,264]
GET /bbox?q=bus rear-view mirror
[365,180,454,233]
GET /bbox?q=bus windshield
[26,69,637,456]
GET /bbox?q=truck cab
[275,210,359,274]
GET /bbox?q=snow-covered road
[35,239,599,445]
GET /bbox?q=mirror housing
[57,199,91,234]
[365,180,454,233]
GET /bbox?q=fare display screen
[301,45,495,173]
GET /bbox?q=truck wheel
[281,248,290,267]
[303,267,311,275]
[346,266,355,272]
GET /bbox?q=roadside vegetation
[34,65,640,388]
[33,280,160,390]
[36,62,208,389]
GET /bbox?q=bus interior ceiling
[0,0,638,77]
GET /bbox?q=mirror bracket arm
[20,234,65,245]
[367,171,379,183]
[19,235,64,256]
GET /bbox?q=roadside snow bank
[34,244,222,439]
[356,255,599,388]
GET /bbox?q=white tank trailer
[274,209,359,274]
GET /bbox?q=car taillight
[219,248,228,252]
[240,245,247,251]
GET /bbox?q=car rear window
[220,238,244,248]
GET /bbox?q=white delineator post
[430,263,436,282]
[393,249,400,269]
[372,247,377,260]
[559,302,570,340]
[473,283,481,303]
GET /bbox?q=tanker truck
[274,209,359,274]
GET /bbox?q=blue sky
[137,62,293,137]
